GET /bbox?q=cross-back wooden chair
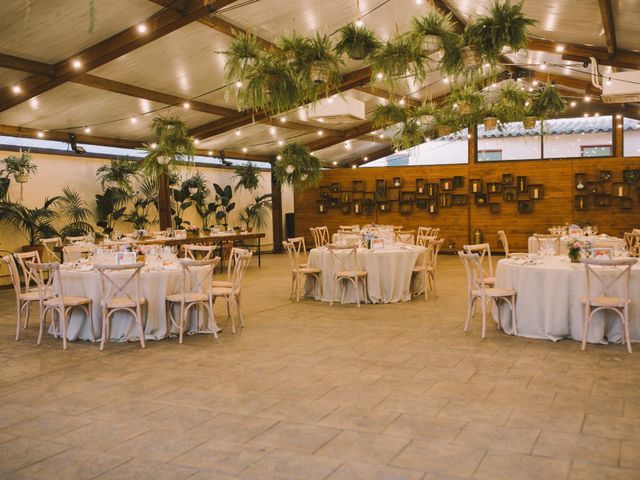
[283,241,321,302]
[211,251,252,333]
[183,244,218,261]
[463,243,495,286]
[394,230,416,245]
[327,244,368,307]
[41,237,62,262]
[287,237,308,268]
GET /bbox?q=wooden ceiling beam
[349,145,395,167]
[305,122,376,152]
[0,53,54,77]
[526,37,639,70]
[355,86,422,108]
[598,0,617,54]
[0,0,239,113]
[191,66,372,139]
[73,74,241,117]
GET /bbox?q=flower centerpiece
[363,230,376,249]
[567,237,588,263]
[186,225,200,238]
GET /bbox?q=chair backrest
[394,230,416,246]
[392,225,403,232]
[183,244,217,261]
[458,251,486,294]
[633,229,640,234]
[339,225,359,232]
[230,252,252,294]
[428,238,444,270]
[25,261,63,307]
[93,263,145,308]
[65,235,88,243]
[463,243,493,278]
[416,235,436,248]
[417,227,432,237]
[62,245,95,262]
[283,241,301,272]
[623,232,640,257]
[310,226,330,248]
[14,251,41,292]
[222,247,249,281]
[287,237,307,264]
[430,228,440,238]
[497,230,510,257]
[2,255,23,298]
[534,234,560,254]
[327,244,360,274]
[177,257,219,299]
[41,237,62,262]
[582,257,637,304]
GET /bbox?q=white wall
[0,149,279,284]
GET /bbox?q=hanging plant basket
[459,102,474,115]
[483,117,498,130]
[436,125,452,137]
[422,34,440,52]
[420,114,435,125]
[14,173,29,183]
[188,187,198,195]
[274,142,322,191]
[460,46,482,69]
[347,44,369,61]
[523,116,537,129]
[310,61,330,84]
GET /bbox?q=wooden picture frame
[317,199,328,213]
[474,193,488,206]
[375,179,386,197]
[470,179,482,194]
[575,173,587,190]
[575,195,588,210]
[416,198,427,210]
[392,177,402,188]
[328,197,340,208]
[352,199,363,214]
[416,178,425,194]
[426,183,439,198]
[503,187,517,202]
[502,173,513,186]
[587,181,601,195]
[452,194,468,206]
[623,169,640,185]
[340,203,350,214]
[352,180,364,192]
[517,200,532,213]
[427,198,438,214]
[440,178,454,191]
[594,193,611,206]
[388,188,400,201]
[490,202,501,214]
[620,197,633,209]
[487,182,501,194]
[600,170,612,182]
[529,184,544,200]
[516,176,528,193]
[330,183,340,193]
[378,200,390,212]
[399,201,413,215]
[453,176,465,189]
[402,191,416,202]
[319,185,331,198]
[613,182,629,197]
[439,193,452,207]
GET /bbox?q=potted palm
[57,187,94,238]
[369,34,426,86]
[273,142,322,192]
[411,9,454,52]
[223,31,263,83]
[0,197,60,253]
[3,149,37,183]
[334,23,381,60]
[232,162,262,192]
[239,194,273,232]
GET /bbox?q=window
[623,117,640,157]
[477,149,502,161]
[581,145,612,157]
[476,120,542,161]
[543,116,613,159]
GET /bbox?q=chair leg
[60,307,69,350]
[84,303,95,343]
[208,297,218,339]
[464,297,475,332]
[480,297,487,339]
[178,303,185,344]
[100,308,108,351]
[137,305,145,349]
[296,274,301,303]
[623,306,632,354]
[511,295,518,335]
[37,306,47,345]
[229,297,237,334]
[330,277,337,307]
[24,302,31,329]
[237,295,245,328]
[16,301,22,341]
[355,278,360,308]
[581,305,590,351]
[495,298,502,331]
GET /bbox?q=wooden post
[158,172,173,230]
[271,172,283,253]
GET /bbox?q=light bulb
[277,140,284,146]
[363,156,368,161]
[137,24,147,33]
[555,45,564,53]
[317,130,323,136]
[151,143,157,149]
[352,165,357,169]
[72,59,82,69]
[194,138,200,144]
[570,101,577,107]
[37,131,44,138]
[11,85,21,94]
[279,117,286,123]
[242,147,248,153]
[540,63,546,70]
[332,161,337,165]
[532,80,538,86]
[235,129,241,136]
[277,154,282,160]
[183,102,190,109]
[84,126,91,133]
[584,95,591,102]
[130,116,138,124]
[355,19,364,28]
[376,72,383,80]
[235,81,242,88]
[399,98,406,106]
[443,77,449,83]
[208,150,213,156]
[269,127,276,135]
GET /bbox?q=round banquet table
[305,245,426,304]
[494,256,640,345]
[51,262,216,342]
[527,235,624,255]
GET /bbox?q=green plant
[392,119,426,150]
[95,187,129,237]
[495,80,530,122]
[142,116,195,177]
[210,183,236,227]
[449,85,486,125]
[273,142,322,192]
[369,34,426,87]
[182,171,210,195]
[0,164,9,200]
[372,103,409,130]
[334,23,381,60]
[57,187,94,238]
[239,193,273,230]
[410,9,454,50]
[3,150,37,177]
[125,196,156,230]
[302,33,343,94]
[469,0,537,64]
[238,53,302,114]
[223,30,264,83]
[170,188,193,230]
[530,83,567,119]
[232,162,262,192]
[0,197,60,246]
[96,158,139,194]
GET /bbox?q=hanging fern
[273,142,322,192]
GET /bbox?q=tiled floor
[0,254,638,479]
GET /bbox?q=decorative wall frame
[474,193,488,206]
[517,200,532,213]
[600,171,612,182]
[439,193,452,207]
[587,181,601,195]
[399,201,413,215]
[317,199,328,213]
[427,198,438,214]
[440,178,453,191]
[330,183,340,193]
[490,203,501,214]
[613,182,629,197]
[392,177,402,188]
[416,198,427,210]
[453,176,465,188]
[502,174,513,186]
[575,195,588,209]
[452,194,468,206]
[487,182,501,194]
[503,187,517,202]
[416,178,425,194]
[352,199,363,214]
[594,193,611,206]
[529,184,544,200]
[623,170,640,185]
[388,188,400,201]
[470,179,482,193]
[402,191,416,202]
[516,176,528,193]
[426,183,438,198]
[319,186,330,198]
[352,180,364,192]
[340,203,350,214]
[378,200,390,212]
[620,197,633,209]
[575,173,587,190]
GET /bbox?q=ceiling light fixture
[355,19,364,27]
[555,45,565,53]
[137,24,147,33]
[37,131,44,138]
[208,150,213,156]
[584,95,591,102]
[363,156,368,161]
[235,129,241,136]
[235,81,242,88]
[269,127,276,135]
[570,100,577,107]
[83,126,91,133]
[277,140,284,146]
[11,85,21,94]
[376,72,384,80]
[151,142,158,149]
[332,160,337,165]
[280,117,286,123]
[130,116,138,124]
[352,164,357,169]
[182,102,190,109]
[71,59,82,69]
[317,130,323,136]
[242,147,248,153]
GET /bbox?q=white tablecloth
[52,264,215,342]
[495,256,640,344]
[305,246,426,304]
[527,235,624,255]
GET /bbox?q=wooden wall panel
[294,156,640,253]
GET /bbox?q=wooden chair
[65,235,89,243]
[26,261,94,349]
[533,234,560,254]
[211,251,252,333]
[327,244,369,307]
[212,247,248,288]
[183,244,217,260]
[623,232,640,257]
[339,225,359,232]
[166,257,220,343]
[458,252,517,338]
[13,251,41,295]
[41,237,62,262]
[463,243,495,286]
[416,234,436,248]
[283,241,321,302]
[430,228,440,238]
[581,257,637,353]
[394,230,416,245]
[94,263,146,351]
[310,226,330,248]
[287,237,308,268]
[417,227,432,237]
[62,245,95,262]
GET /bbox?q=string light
[269,127,276,135]
[583,113,589,117]
[137,24,147,33]
[71,59,82,69]
[235,81,242,88]
[616,114,622,119]
[378,133,384,139]
[399,98,406,106]
[151,143,157,149]
[317,130,324,136]
[363,156,368,161]
[352,164,357,169]
[84,126,91,133]
[443,77,449,83]
[37,131,44,138]
[332,160,337,165]
[594,112,599,117]
[242,147,248,153]
[130,116,138,124]
[584,95,591,102]
[277,140,284,146]
[279,117,286,123]
[355,19,364,27]
[532,80,538,86]
[540,63,547,70]
[207,150,213,156]
[194,138,200,144]
[235,129,241,136]
[182,102,190,109]
[376,72,383,80]
[606,78,612,85]
[11,85,21,94]
[555,45,565,52]
[276,154,282,160]
[570,101,577,107]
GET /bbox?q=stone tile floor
[0,254,638,479]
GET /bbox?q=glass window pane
[623,117,640,157]
[543,116,613,159]
[477,121,542,161]
[363,128,468,167]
